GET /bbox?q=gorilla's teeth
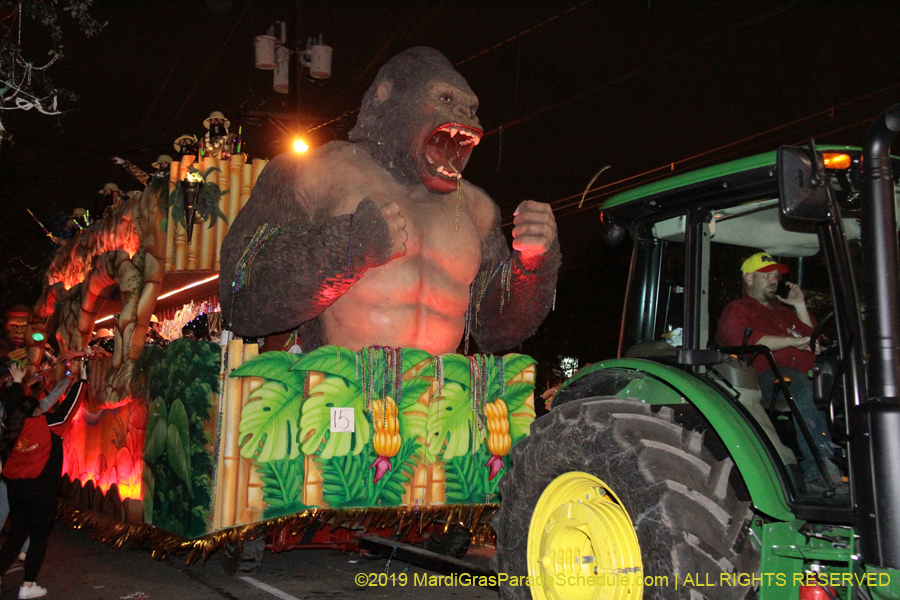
[450,127,459,137]
[436,166,461,179]
[427,157,435,165]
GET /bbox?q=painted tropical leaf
[142,466,155,524]
[300,376,370,459]
[290,345,359,383]
[401,349,433,376]
[425,381,478,461]
[398,393,428,446]
[439,354,471,387]
[445,443,501,504]
[444,453,476,504]
[502,354,538,383]
[238,381,301,463]
[398,377,430,410]
[368,440,419,506]
[166,400,192,493]
[504,381,536,443]
[503,354,537,443]
[398,356,431,445]
[231,351,305,395]
[256,458,305,509]
[144,397,168,464]
[319,451,368,507]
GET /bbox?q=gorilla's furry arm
[469,205,561,354]
[219,155,394,340]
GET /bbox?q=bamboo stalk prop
[303,371,325,507]
[218,155,244,270]
[214,338,244,529]
[240,164,253,210]
[236,342,258,524]
[430,462,446,505]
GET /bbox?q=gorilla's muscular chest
[308,148,486,352]
[339,175,481,306]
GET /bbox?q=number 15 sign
[330,407,355,433]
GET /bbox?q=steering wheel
[808,310,835,352]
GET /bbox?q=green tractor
[494,105,900,599]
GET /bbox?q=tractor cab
[602,147,899,513]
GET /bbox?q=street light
[293,138,309,153]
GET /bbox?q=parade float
[28,150,537,563]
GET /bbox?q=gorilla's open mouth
[425,124,482,180]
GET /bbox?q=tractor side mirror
[600,212,626,245]
[777,139,834,222]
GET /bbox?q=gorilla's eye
[439,95,453,104]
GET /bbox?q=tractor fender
[552,358,793,521]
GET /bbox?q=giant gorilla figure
[220,47,560,355]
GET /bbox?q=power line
[500,83,900,225]
[483,0,810,138]
[136,37,189,136]
[305,1,595,135]
[164,0,252,138]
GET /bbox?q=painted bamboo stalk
[302,371,325,507]
[240,164,253,209]
[303,454,324,508]
[236,342,258,524]
[215,338,244,529]
[429,461,446,505]
[173,222,187,272]
[250,159,267,192]
[218,154,244,270]
[403,459,428,507]
[400,367,431,505]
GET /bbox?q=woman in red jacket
[0,391,63,598]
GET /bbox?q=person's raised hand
[776,281,806,307]
[8,362,24,383]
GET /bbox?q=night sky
[1,0,898,379]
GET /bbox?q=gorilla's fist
[511,200,557,267]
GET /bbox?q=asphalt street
[0,524,500,600]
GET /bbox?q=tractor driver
[716,252,840,484]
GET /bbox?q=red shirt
[3,416,51,479]
[717,295,816,374]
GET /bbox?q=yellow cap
[741,252,788,275]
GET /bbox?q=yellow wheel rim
[526,471,643,600]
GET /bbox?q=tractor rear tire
[494,397,759,600]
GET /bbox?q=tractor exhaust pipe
[853,103,900,569]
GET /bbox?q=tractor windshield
[622,196,858,506]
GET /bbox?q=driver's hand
[793,336,814,352]
[777,282,806,307]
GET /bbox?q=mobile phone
[776,281,791,298]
